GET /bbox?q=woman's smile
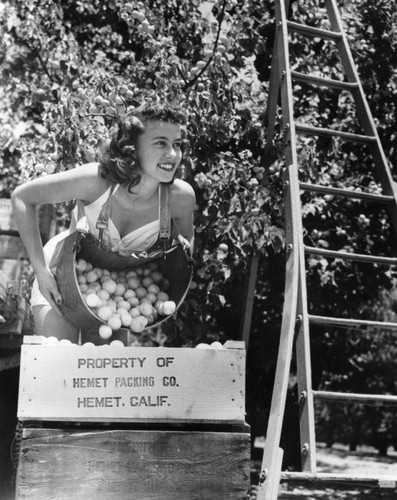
[157,162,176,172]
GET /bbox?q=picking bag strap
[75,185,116,246]
[159,183,171,243]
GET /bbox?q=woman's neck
[128,176,160,200]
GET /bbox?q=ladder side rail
[257,166,299,500]
[264,37,281,151]
[282,471,397,487]
[283,0,318,477]
[264,0,292,150]
[294,235,317,473]
[314,391,397,405]
[258,1,302,498]
[325,0,397,236]
[309,314,397,331]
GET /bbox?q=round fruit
[142,276,153,288]
[85,294,102,309]
[211,341,223,349]
[118,300,131,311]
[145,292,157,304]
[135,287,147,299]
[114,283,126,296]
[127,276,140,289]
[97,289,110,301]
[139,302,153,317]
[195,343,210,349]
[77,274,87,285]
[130,315,148,333]
[99,324,113,340]
[151,271,163,283]
[110,340,125,347]
[102,280,117,294]
[120,312,132,327]
[128,296,140,307]
[162,301,176,315]
[130,307,141,318]
[157,291,169,302]
[124,289,136,299]
[97,305,113,322]
[147,283,160,294]
[88,282,101,292]
[108,314,122,331]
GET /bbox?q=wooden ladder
[257,0,397,498]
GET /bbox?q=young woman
[11,104,196,342]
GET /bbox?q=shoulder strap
[95,184,116,245]
[80,183,171,250]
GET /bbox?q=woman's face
[135,119,183,183]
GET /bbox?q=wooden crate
[16,426,251,499]
[18,338,246,424]
[0,234,29,281]
[0,271,34,345]
[0,198,17,232]
[0,198,56,242]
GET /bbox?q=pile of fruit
[74,258,176,339]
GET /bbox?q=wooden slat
[299,182,392,203]
[16,428,251,500]
[287,20,342,40]
[309,314,397,331]
[313,390,397,406]
[304,245,397,265]
[291,70,358,90]
[295,123,376,143]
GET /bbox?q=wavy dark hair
[99,104,190,192]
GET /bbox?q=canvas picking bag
[55,183,193,341]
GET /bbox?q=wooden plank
[0,271,33,337]
[16,428,251,500]
[0,199,17,232]
[0,198,56,242]
[0,258,24,281]
[18,344,246,423]
[0,235,28,260]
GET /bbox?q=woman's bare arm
[11,163,108,314]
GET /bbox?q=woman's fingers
[38,272,64,317]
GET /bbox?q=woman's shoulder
[169,179,196,213]
[73,163,113,201]
[170,179,196,200]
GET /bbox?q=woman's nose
[165,146,178,159]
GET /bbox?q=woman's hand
[36,268,64,317]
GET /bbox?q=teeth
[158,163,174,171]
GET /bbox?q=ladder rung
[304,246,397,265]
[287,21,342,41]
[299,182,393,203]
[309,314,397,331]
[295,123,376,143]
[313,390,397,406]
[291,71,359,91]
[282,471,397,487]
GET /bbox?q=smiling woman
[11,103,196,341]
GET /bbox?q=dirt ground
[252,443,397,499]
